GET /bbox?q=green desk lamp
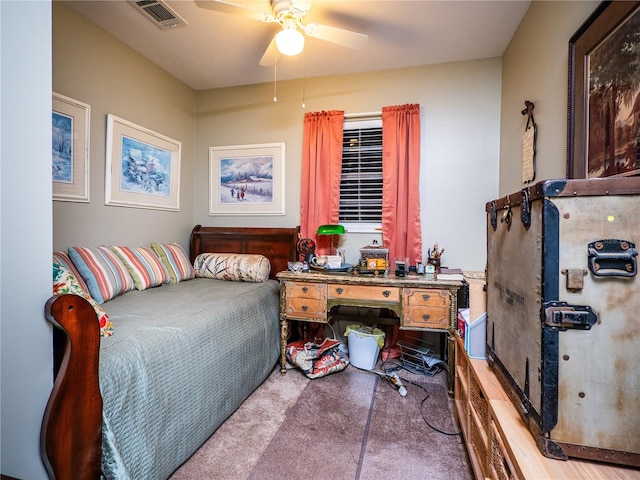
[316,224,345,255]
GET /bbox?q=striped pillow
[68,246,135,304]
[53,251,90,294]
[111,246,169,291]
[150,242,195,283]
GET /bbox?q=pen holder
[427,257,441,270]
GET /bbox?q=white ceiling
[64,0,531,91]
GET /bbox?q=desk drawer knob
[335,287,344,295]
[422,314,431,321]
[302,287,308,293]
[302,305,308,312]
[422,294,431,301]
[383,290,391,298]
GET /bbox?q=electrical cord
[378,360,461,436]
[339,335,461,436]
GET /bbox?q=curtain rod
[344,111,381,119]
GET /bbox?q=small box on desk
[359,240,389,274]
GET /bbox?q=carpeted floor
[170,361,473,480]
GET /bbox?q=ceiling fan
[194,0,368,66]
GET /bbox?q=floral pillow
[193,253,271,283]
[53,251,90,294]
[53,263,114,337]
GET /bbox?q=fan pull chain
[273,63,277,102]
[301,54,306,109]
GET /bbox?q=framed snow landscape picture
[105,114,181,211]
[208,143,285,216]
[52,93,90,202]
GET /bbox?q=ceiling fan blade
[194,0,274,23]
[304,23,368,50]
[259,37,281,67]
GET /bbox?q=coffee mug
[311,255,328,267]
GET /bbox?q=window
[339,117,383,232]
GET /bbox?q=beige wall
[195,60,502,271]
[51,1,603,266]
[499,0,600,196]
[53,1,501,271]
[52,3,197,251]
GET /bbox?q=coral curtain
[381,103,422,263]
[300,110,345,254]
[381,103,423,359]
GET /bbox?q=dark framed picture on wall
[105,114,181,211]
[52,93,90,202]
[208,143,285,216]
[568,1,640,178]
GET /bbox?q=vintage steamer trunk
[485,178,639,467]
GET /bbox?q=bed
[41,225,299,480]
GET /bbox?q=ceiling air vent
[129,0,187,30]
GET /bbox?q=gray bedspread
[98,278,281,480]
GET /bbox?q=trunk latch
[543,302,597,331]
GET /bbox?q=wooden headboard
[189,225,300,279]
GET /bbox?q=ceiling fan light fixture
[275,25,305,56]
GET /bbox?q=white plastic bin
[464,312,487,359]
[345,325,385,370]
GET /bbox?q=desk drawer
[285,281,326,300]
[328,284,400,302]
[404,288,448,307]
[403,306,449,328]
[285,297,326,319]
[403,288,450,328]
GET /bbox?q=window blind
[339,118,383,224]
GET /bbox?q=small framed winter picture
[52,93,90,202]
[105,114,181,211]
[208,143,285,216]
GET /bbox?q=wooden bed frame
[41,225,299,480]
[189,225,299,279]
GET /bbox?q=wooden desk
[276,270,462,393]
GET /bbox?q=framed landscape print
[52,93,90,202]
[208,143,285,216]
[105,114,181,211]
[568,1,640,178]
